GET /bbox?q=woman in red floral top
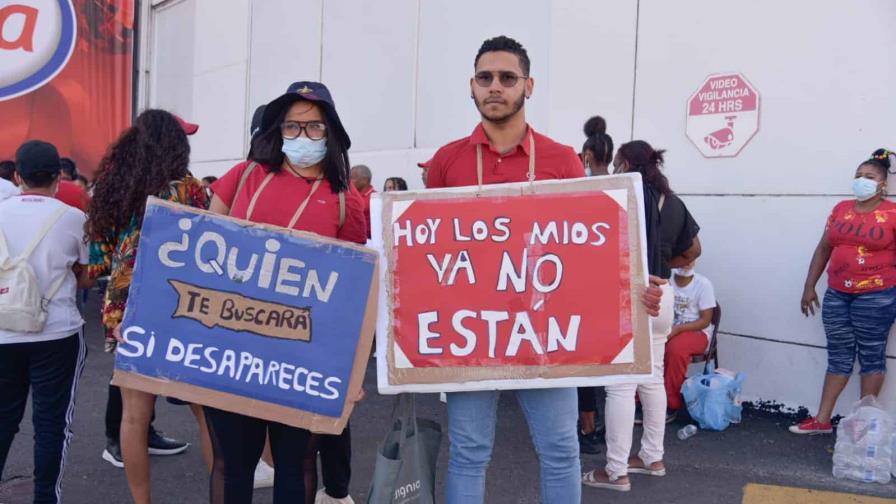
[87,110,210,504]
[794,148,896,435]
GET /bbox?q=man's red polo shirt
[426,124,585,188]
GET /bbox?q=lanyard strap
[244,173,324,230]
[475,132,536,190]
[287,177,324,229]
[244,171,275,221]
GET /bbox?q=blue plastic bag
[681,368,745,431]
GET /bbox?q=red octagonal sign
[686,73,760,158]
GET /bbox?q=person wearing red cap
[417,159,431,188]
[92,111,204,477]
[87,110,210,504]
[174,115,200,136]
[425,36,665,504]
[207,81,366,504]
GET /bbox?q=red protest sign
[374,175,653,393]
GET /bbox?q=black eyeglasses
[281,121,327,140]
[473,71,527,88]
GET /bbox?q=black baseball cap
[250,104,266,139]
[15,140,61,178]
[261,81,351,149]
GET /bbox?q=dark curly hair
[616,140,672,196]
[475,36,530,75]
[86,109,190,239]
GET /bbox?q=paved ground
[2,296,895,503]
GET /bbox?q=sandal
[582,469,631,492]
[627,456,666,476]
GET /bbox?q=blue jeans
[445,388,581,504]
[822,286,896,375]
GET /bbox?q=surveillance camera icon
[704,115,737,150]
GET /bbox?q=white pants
[604,283,674,480]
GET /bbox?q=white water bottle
[677,424,698,440]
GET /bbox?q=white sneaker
[253,460,275,489]
[314,488,355,504]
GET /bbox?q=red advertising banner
[0,0,134,178]
[374,175,653,393]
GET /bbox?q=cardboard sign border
[111,198,378,435]
[373,174,653,394]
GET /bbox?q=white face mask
[852,177,880,202]
[673,267,695,278]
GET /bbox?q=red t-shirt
[426,124,585,188]
[211,161,367,244]
[360,186,375,238]
[826,199,896,293]
[55,180,89,212]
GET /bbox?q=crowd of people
[0,34,892,504]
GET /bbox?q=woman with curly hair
[86,109,210,504]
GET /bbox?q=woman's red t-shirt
[211,160,367,245]
[825,199,896,293]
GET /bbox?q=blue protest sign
[111,198,378,433]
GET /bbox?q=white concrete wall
[142,0,896,415]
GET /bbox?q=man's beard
[475,93,525,124]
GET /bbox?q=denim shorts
[822,286,896,375]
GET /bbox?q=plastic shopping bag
[367,395,442,504]
[681,367,745,431]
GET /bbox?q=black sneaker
[102,439,124,468]
[665,409,677,424]
[147,429,189,456]
[634,405,643,425]
[578,430,602,455]
[594,414,606,435]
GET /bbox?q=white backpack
[0,206,70,333]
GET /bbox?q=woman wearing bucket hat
[206,81,366,504]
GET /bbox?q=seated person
[665,260,716,420]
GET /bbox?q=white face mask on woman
[852,177,880,202]
[282,137,327,168]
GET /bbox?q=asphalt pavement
[1,295,894,503]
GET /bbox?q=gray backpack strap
[15,206,68,265]
[228,161,259,216]
[338,191,346,229]
[42,265,71,305]
[6,205,70,303]
[0,227,11,268]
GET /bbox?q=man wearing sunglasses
[426,35,666,504]
[424,36,585,504]
[427,36,585,189]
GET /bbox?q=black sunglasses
[473,71,527,88]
